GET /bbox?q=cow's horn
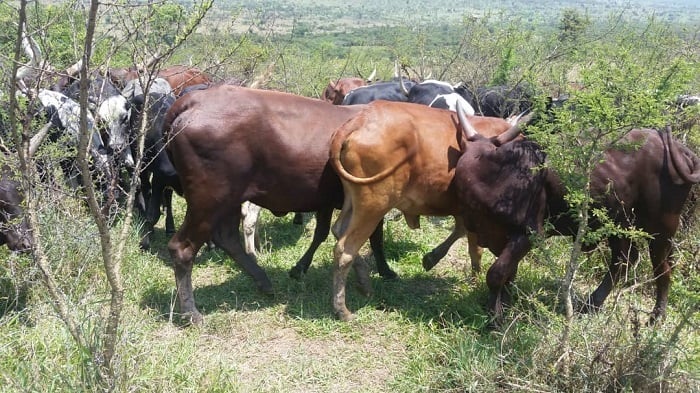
[366,68,376,82]
[399,74,410,96]
[494,112,534,145]
[457,100,478,139]
[28,122,53,157]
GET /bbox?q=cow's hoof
[256,281,274,295]
[288,266,304,280]
[422,253,439,271]
[379,269,399,280]
[336,310,356,322]
[578,298,603,315]
[180,311,204,327]
[139,239,150,251]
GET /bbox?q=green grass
[0,196,698,392]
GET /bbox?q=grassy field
[0,192,698,392]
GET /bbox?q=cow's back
[166,85,364,213]
[590,129,697,233]
[332,101,509,216]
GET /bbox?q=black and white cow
[404,79,476,114]
[37,89,112,186]
[63,74,134,169]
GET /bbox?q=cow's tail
[330,120,415,185]
[664,126,700,184]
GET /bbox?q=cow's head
[96,95,134,168]
[322,77,368,105]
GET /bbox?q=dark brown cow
[0,163,32,252]
[455,109,700,324]
[321,77,368,105]
[158,65,212,97]
[164,85,395,324]
[328,101,518,321]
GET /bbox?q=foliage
[558,8,591,42]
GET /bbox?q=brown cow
[321,77,368,105]
[321,69,376,105]
[158,65,212,96]
[164,85,395,324]
[455,107,700,325]
[328,100,518,321]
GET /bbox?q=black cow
[128,90,179,250]
[0,162,32,252]
[456,84,535,118]
[455,105,700,324]
[341,79,416,105]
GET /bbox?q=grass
[0,194,698,392]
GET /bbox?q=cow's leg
[241,201,261,257]
[368,218,398,279]
[211,208,273,295]
[648,236,674,324]
[423,217,483,275]
[584,237,639,313]
[140,177,166,250]
[485,234,531,324]
[332,196,353,239]
[163,188,176,235]
[293,212,304,225]
[168,211,208,325]
[333,210,386,322]
[289,206,334,279]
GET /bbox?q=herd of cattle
[1,64,699,326]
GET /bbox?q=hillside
[209,0,700,34]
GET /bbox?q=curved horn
[394,60,400,79]
[457,100,478,140]
[664,125,700,183]
[366,68,376,83]
[28,122,52,157]
[494,112,533,146]
[399,74,410,96]
[64,59,83,77]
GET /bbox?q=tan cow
[328,100,520,321]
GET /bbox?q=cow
[327,100,519,321]
[456,84,535,118]
[402,79,476,114]
[0,162,32,252]
[37,89,112,188]
[157,65,211,97]
[322,77,369,105]
[127,89,179,250]
[63,74,134,170]
[341,79,417,105]
[121,77,172,101]
[163,85,397,324]
[454,104,700,325]
[106,65,140,90]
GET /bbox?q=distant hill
[209,0,700,35]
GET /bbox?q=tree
[558,8,590,43]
